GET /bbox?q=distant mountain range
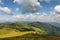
[50,22,60,28]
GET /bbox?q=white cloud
[13,0,42,13]
[50,5,60,23]
[0,7,11,14]
[13,0,21,4]
[0,12,57,23]
[54,5,60,13]
[9,13,54,22]
[16,8,19,11]
[12,15,25,19]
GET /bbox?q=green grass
[0,22,60,40]
[0,33,60,40]
[0,22,44,38]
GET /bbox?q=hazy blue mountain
[50,22,60,28]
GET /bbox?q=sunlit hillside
[0,22,60,40]
[0,22,45,38]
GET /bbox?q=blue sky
[0,0,60,23]
[0,0,58,14]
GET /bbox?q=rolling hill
[0,22,60,39]
[1,33,60,40]
[28,22,60,34]
[0,22,45,38]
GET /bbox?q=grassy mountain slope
[0,22,44,38]
[0,33,60,40]
[28,22,60,34]
[0,22,60,39]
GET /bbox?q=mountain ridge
[0,22,60,38]
[28,22,60,34]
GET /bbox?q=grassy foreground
[0,22,60,40]
[0,33,60,40]
[0,31,36,38]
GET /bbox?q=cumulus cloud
[51,5,60,22]
[0,7,11,14]
[54,5,60,13]
[13,0,42,13]
[8,13,54,22]
[0,12,56,23]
